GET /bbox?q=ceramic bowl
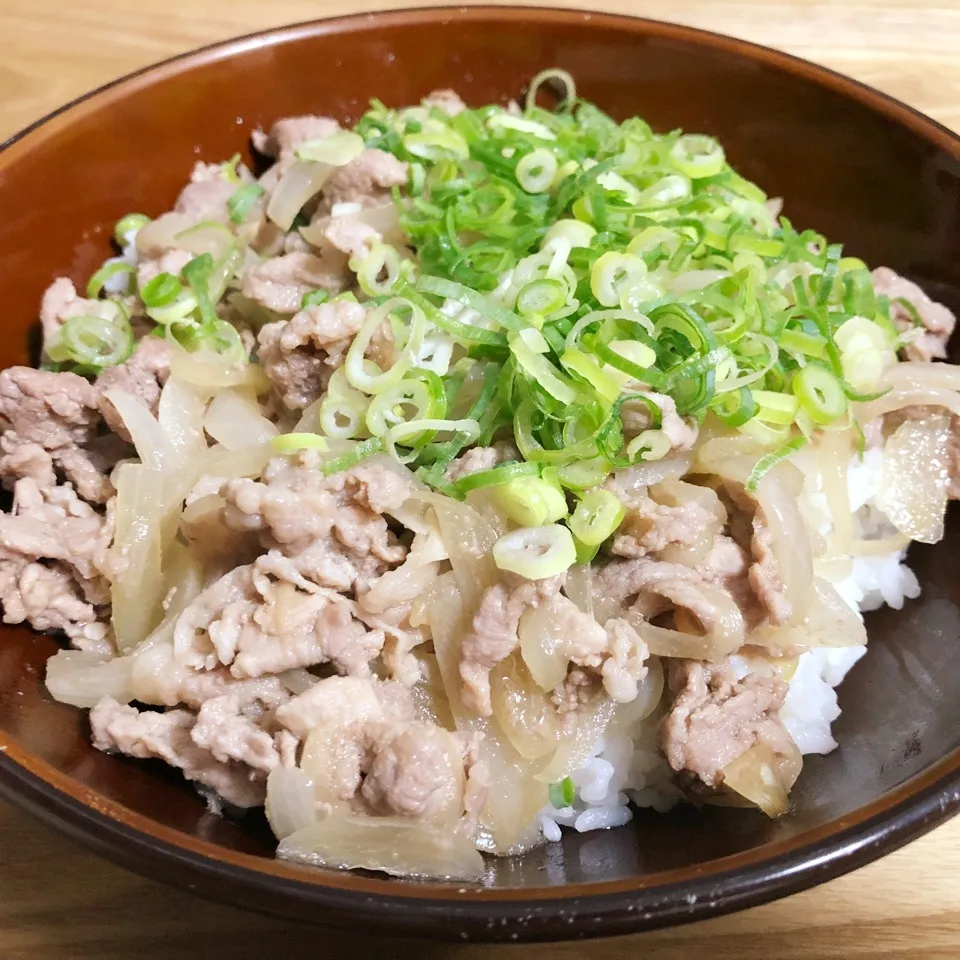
[1,6,959,942]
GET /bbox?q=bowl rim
[1,4,959,943]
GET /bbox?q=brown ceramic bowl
[1,4,959,943]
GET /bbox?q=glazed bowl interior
[1,5,960,942]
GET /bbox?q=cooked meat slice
[190,694,285,772]
[319,149,408,213]
[275,674,415,738]
[54,444,116,505]
[322,215,380,259]
[696,534,765,628]
[459,573,564,716]
[130,639,290,711]
[252,115,341,165]
[599,618,650,702]
[609,482,722,558]
[661,660,793,788]
[256,299,366,409]
[0,477,111,596]
[242,252,346,315]
[444,441,520,483]
[360,722,467,820]
[748,514,792,626]
[89,697,266,807]
[872,266,956,363]
[422,89,467,116]
[174,177,235,224]
[96,337,174,442]
[0,559,110,651]
[595,556,746,643]
[221,453,408,591]
[0,367,100,450]
[175,554,386,679]
[610,494,714,557]
[0,366,125,505]
[0,435,55,491]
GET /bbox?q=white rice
[539,447,919,841]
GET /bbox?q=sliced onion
[299,725,365,807]
[518,601,573,692]
[158,377,208,463]
[169,349,271,392]
[489,654,560,760]
[535,690,615,783]
[109,464,166,652]
[606,451,693,496]
[424,572,547,851]
[748,577,866,653]
[816,427,854,554]
[607,656,665,735]
[876,412,952,544]
[104,389,177,472]
[135,212,195,257]
[721,739,802,818]
[45,650,134,708]
[278,815,485,881]
[204,387,279,449]
[267,160,335,231]
[265,768,317,840]
[174,220,236,259]
[858,386,960,423]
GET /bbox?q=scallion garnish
[548,776,576,808]
[227,183,265,224]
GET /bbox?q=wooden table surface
[2,0,960,957]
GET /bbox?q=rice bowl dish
[3,69,958,882]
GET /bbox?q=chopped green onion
[493,477,568,527]
[295,130,365,165]
[711,386,757,427]
[792,363,847,425]
[568,490,625,546]
[625,429,672,462]
[669,134,725,179]
[51,314,133,370]
[492,523,576,579]
[417,275,527,331]
[590,253,647,307]
[113,213,150,246]
[557,458,610,490]
[301,289,330,309]
[221,153,243,183]
[86,261,134,299]
[227,183,265,223]
[516,279,567,317]
[385,417,480,463]
[204,321,248,363]
[271,433,330,454]
[753,390,800,425]
[516,148,558,194]
[452,460,540,494]
[140,272,183,309]
[542,219,596,250]
[525,68,577,111]
[322,438,384,476]
[745,435,809,492]
[548,775,576,808]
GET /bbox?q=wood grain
[1,1,960,957]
